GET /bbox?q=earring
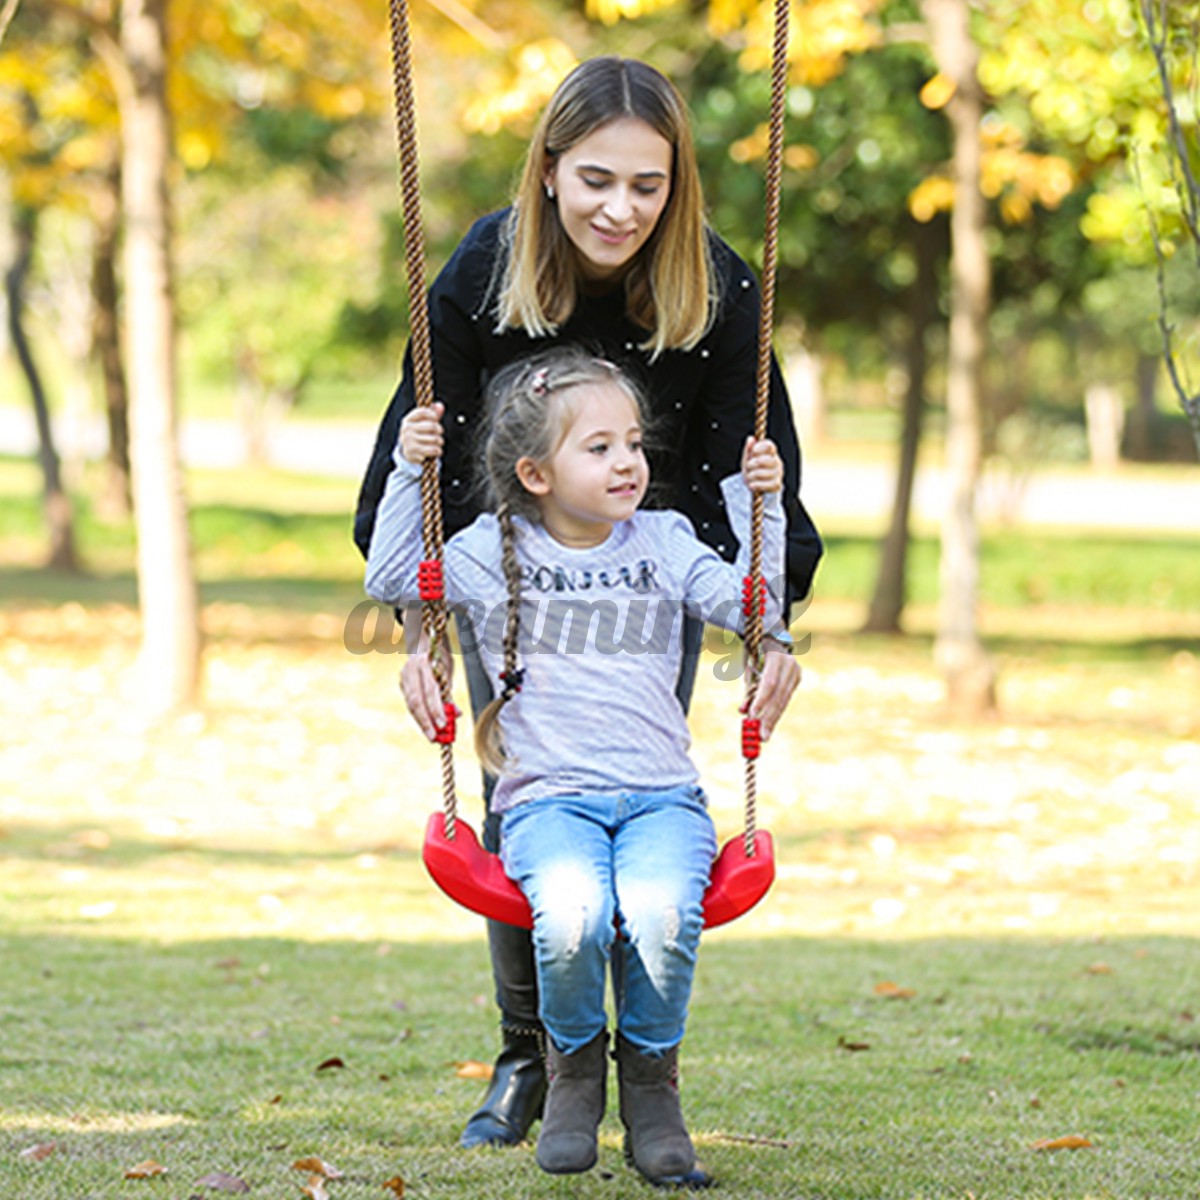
[545,183,556,201]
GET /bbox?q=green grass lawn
[2,455,1199,1198]
[3,835,1198,1199]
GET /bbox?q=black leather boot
[460,913,547,1148]
[460,1024,547,1147]
[536,1030,609,1174]
[616,1034,713,1189]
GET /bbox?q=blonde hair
[473,348,649,774]
[496,57,715,358]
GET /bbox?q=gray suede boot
[535,1030,609,1174]
[616,1034,713,1189]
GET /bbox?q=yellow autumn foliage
[908,176,955,223]
[586,0,680,25]
[919,72,956,111]
[462,39,578,135]
[732,0,882,85]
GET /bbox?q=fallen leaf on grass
[198,1172,251,1192]
[315,1056,346,1072]
[301,1176,329,1200]
[837,1036,871,1052]
[1031,1135,1093,1152]
[19,1143,57,1162]
[124,1160,169,1178]
[293,1157,344,1179]
[873,980,917,999]
[1084,962,1113,975]
[454,1060,494,1080]
[382,1176,406,1197]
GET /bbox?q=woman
[353,55,822,1150]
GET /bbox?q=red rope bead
[742,575,767,618]
[418,559,444,601]
[741,717,762,760]
[434,703,456,745]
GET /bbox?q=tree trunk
[118,0,201,713]
[5,207,80,572]
[1125,352,1158,461]
[93,155,132,517]
[922,0,996,715]
[862,217,940,634]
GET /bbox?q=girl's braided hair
[472,347,649,774]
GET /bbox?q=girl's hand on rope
[747,639,800,740]
[400,623,455,741]
[400,401,445,464]
[741,436,784,494]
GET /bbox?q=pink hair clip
[530,367,549,396]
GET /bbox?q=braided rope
[743,0,790,855]
[387,0,458,833]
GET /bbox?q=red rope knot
[741,717,762,760]
[434,702,457,745]
[418,559,444,601]
[742,574,767,619]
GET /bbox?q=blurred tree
[921,0,995,714]
[114,0,200,715]
[979,0,1189,464]
[0,5,132,513]
[6,201,80,570]
[1138,0,1200,457]
[1,48,89,567]
[3,0,406,710]
[683,10,952,631]
[91,157,129,514]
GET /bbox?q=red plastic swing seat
[421,811,774,931]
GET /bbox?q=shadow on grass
[1,928,1198,1199]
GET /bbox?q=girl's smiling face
[546,117,673,282]
[516,381,649,547]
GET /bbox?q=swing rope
[386,0,458,836]
[384,0,790,881]
[741,0,791,856]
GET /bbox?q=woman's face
[546,117,673,282]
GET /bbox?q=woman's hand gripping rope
[739,434,799,741]
[398,400,458,741]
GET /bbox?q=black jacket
[354,210,822,601]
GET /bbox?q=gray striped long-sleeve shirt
[365,456,786,814]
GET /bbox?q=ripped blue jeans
[500,786,717,1057]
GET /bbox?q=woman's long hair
[496,56,715,358]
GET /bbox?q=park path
[2,406,1198,534]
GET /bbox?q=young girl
[365,348,786,1185]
